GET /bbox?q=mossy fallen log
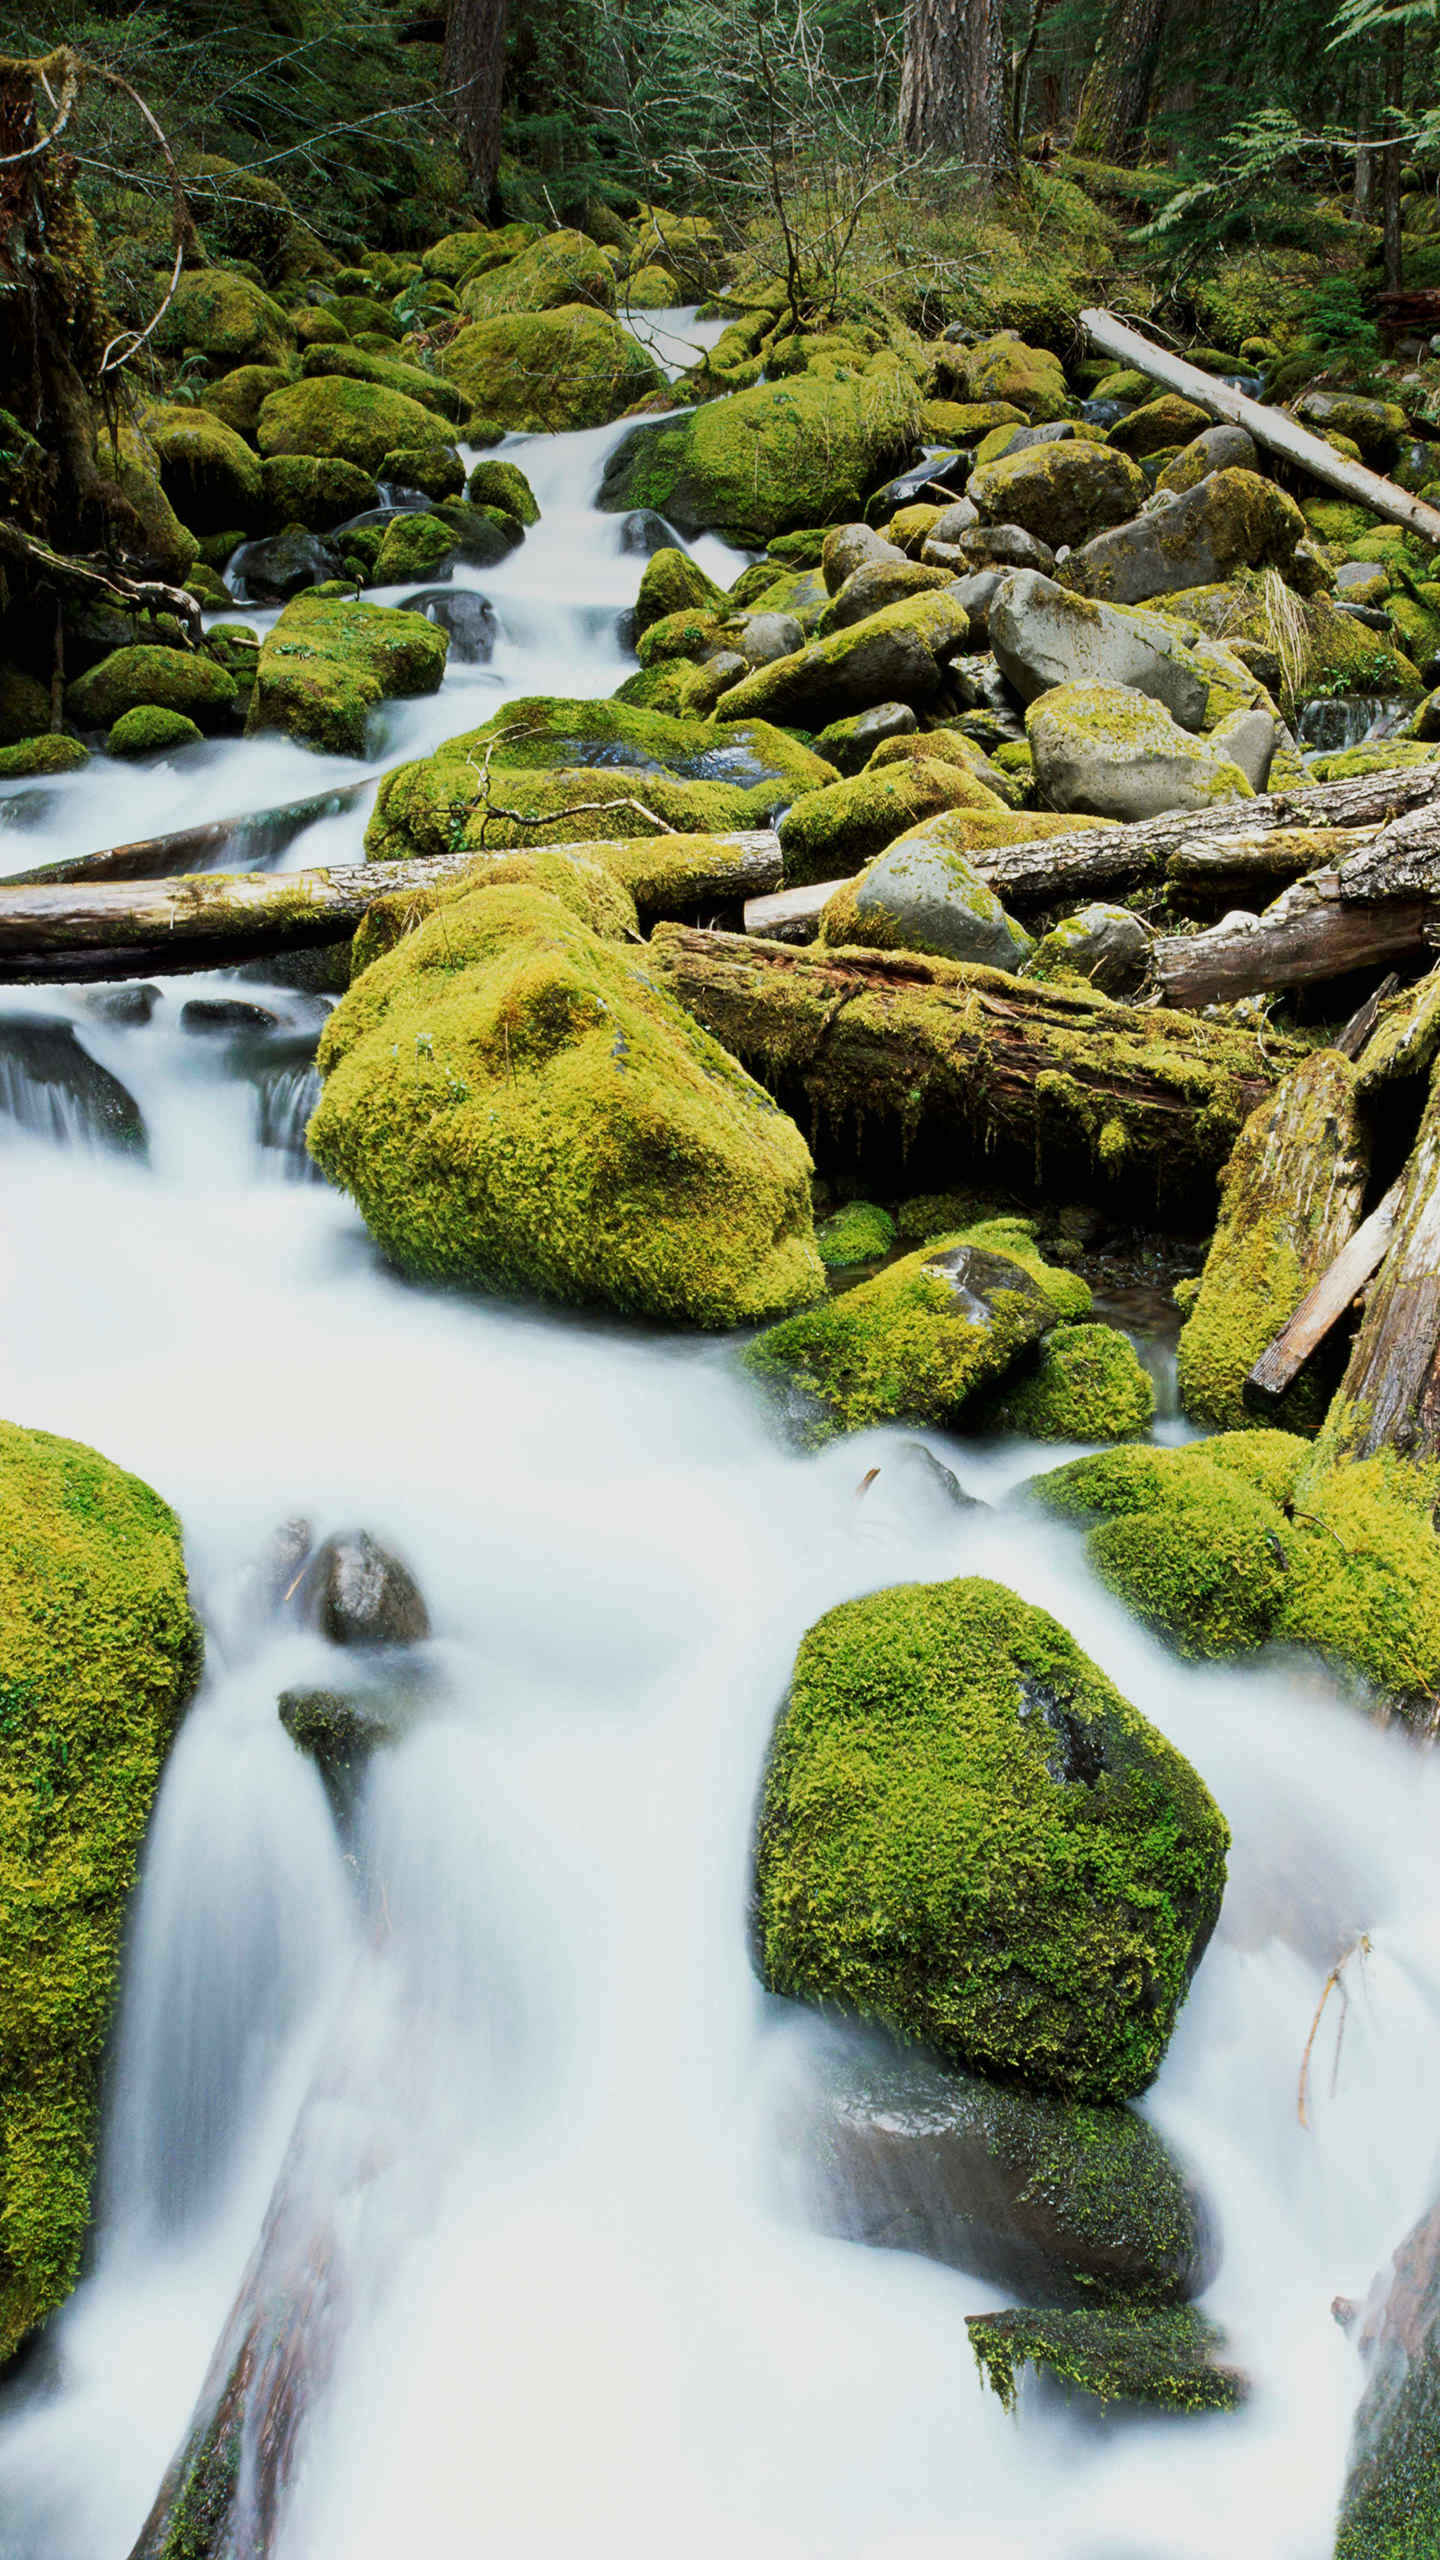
[646,924,1299,1205]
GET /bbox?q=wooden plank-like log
[1325,1068,1440,1464]
[1081,307,1440,545]
[1247,1180,1404,1402]
[2,778,381,888]
[1149,875,1432,1011]
[744,880,838,941]
[1336,973,1403,1060]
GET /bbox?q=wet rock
[968,2303,1247,2414]
[180,997,283,1034]
[1335,2190,1440,2556]
[1026,903,1153,998]
[228,528,343,605]
[403,587,499,663]
[0,1015,148,1154]
[989,568,1209,728]
[294,1529,431,1647]
[1062,468,1305,608]
[1027,682,1267,821]
[617,507,676,555]
[82,983,161,1026]
[278,1684,398,1827]
[784,2023,1218,2305]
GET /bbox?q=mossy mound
[256,376,454,475]
[714,589,971,730]
[1029,1434,1440,1710]
[943,334,1073,423]
[465,456,540,526]
[754,1575,1227,2100]
[458,227,615,320]
[299,343,467,424]
[635,547,727,637]
[0,736,89,780]
[982,1322,1156,1441]
[258,454,378,531]
[67,646,238,733]
[146,404,264,537]
[968,2304,1246,2413]
[203,364,293,441]
[157,268,295,372]
[309,882,823,1327]
[598,362,923,549]
[1160,580,1423,704]
[968,440,1145,550]
[780,757,1007,888]
[352,845,639,973]
[106,706,204,758]
[440,306,665,433]
[815,1201,896,1267]
[744,1226,1084,1445]
[95,419,199,584]
[246,594,447,756]
[0,1420,202,2363]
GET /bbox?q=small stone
[294,1529,431,1646]
[180,998,282,1034]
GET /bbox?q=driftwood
[1326,1065,1440,1464]
[1149,877,1433,1010]
[0,832,783,982]
[1336,973,1403,1059]
[1247,1180,1403,1403]
[647,924,1298,1197]
[1081,308,1440,547]
[744,880,837,941]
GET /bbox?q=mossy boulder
[381,446,466,503]
[946,335,1073,423]
[624,261,679,308]
[0,1420,202,2363]
[635,547,727,637]
[440,306,664,433]
[0,735,89,780]
[245,593,446,756]
[1107,395,1214,458]
[203,365,293,440]
[969,441,1145,551]
[371,512,459,585]
[146,404,264,536]
[308,881,823,1325]
[458,227,615,320]
[293,306,350,348]
[353,846,640,970]
[95,419,198,583]
[1293,389,1408,462]
[817,824,1035,970]
[157,268,295,371]
[256,376,454,475]
[744,1227,1083,1444]
[299,342,466,424]
[1027,682,1262,821]
[714,590,971,729]
[753,1574,1227,2099]
[779,757,1008,887]
[1063,470,1306,608]
[465,456,539,526]
[422,225,531,283]
[598,363,923,549]
[1335,2195,1440,2560]
[980,1322,1156,1441]
[0,668,50,747]
[67,645,238,733]
[814,1200,896,1266]
[968,2304,1245,2414]
[919,396,1027,443]
[106,705,204,758]
[1164,580,1423,702]
[258,454,378,531]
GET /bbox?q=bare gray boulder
[1027,681,1258,821]
[820,823,1035,970]
[295,1530,431,1646]
[989,568,1209,728]
[821,522,904,594]
[1156,425,1259,495]
[737,610,804,666]
[1062,469,1305,607]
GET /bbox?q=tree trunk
[1071,0,1171,162]
[900,0,1015,190]
[1150,883,1433,1012]
[442,0,508,210]
[1324,1061,1440,1466]
[1383,21,1406,295]
[1353,60,1377,220]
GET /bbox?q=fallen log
[3,777,382,887]
[0,832,783,982]
[744,880,838,941]
[1081,307,1440,547]
[1336,972,1402,1059]
[1149,876,1432,1011]
[1246,1179,1403,1404]
[1324,1064,1440,1465]
[647,924,1299,1202]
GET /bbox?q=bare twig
[1298,1934,1372,2128]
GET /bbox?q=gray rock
[738,610,805,666]
[958,523,1056,574]
[1062,468,1305,607]
[82,983,161,1026]
[1156,425,1258,494]
[821,522,905,594]
[404,587,498,661]
[0,1014,148,1155]
[1210,704,1277,790]
[1027,903,1152,998]
[1334,559,1390,606]
[818,558,955,635]
[813,701,919,774]
[944,570,1005,645]
[715,592,970,727]
[228,528,342,605]
[840,830,1036,970]
[180,998,282,1034]
[295,1529,431,1647]
[1027,681,1258,821]
[616,507,676,555]
[928,498,979,543]
[989,568,1209,728]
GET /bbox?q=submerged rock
[0,1016,147,1154]
[227,528,343,605]
[753,1574,1228,2099]
[402,587,498,662]
[294,1529,430,1647]
[1335,2190,1440,2557]
[967,2303,1247,2413]
[278,1683,401,1828]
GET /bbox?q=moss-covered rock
[370,512,459,585]
[0,735,89,780]
[815,1201,896,1267]
[157,268,295,371]
[714,589,971,729]
[440,306,665,433]
[106,705,204,758]
[969,440,1145,550]
[753,1575,1227,2099]
[245,593,445,756]
[0,1420,202,2363]
[0,668,50,748]
[598,362,923,548]
[465,456,540,526]
[309,881,822,1325]
[258,454,378,531]
[95,419,199,583]
[256,376,453,475]
[947,335,1073,422]
[422,224,535,283]
[968,2304,1246,2413]
[458,227,615,320]
[1063,469,1306,609]
[635,547,727,637]
[1334,2194,1440,2559]
[779,757,1008,887]
[1028,681,1260,821]
[1107,395,1214,458]
[292,305,350,348]
[817,822,1035,969]
[919,396,1027,443]
[203,365,293,441]
[1163,580,1423,704]
[67,645,238,733]
[299,342,466,424]
[982,1322,1156,1441]
[146,404,264,536]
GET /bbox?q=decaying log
[1081,307,1440,547]
[647,924,1299,1199]
[1325,1065,1440,1465]
[1149,876,1433,1011]
[1247,1180,1403,1404]
[1336,973,1402,1060]
[0,832,783,982]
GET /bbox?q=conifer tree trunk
[899,0,1016,192]
[1382,20,1405,291]
[1071,0,1171,161]
[442,0,508,212]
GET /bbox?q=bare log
[1080,308,1440,546]
[1336,972,1402,1059]
[1247,1180,1403,1404]
[744,880,838,941]
[1149,876,1432,1011]
[647,923,1299,1200]
[0,833,783,983]
[4,778,381,887]
[1325,1065,1440,1465]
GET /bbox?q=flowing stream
[3,349,1440,2559]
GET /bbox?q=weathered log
[744,880,838,941]
[1336,972,1402,1060]
[1176,1050,1372,1430]
[647,924,1299,1201]
[1246,1179,1403,1403]
[1149,876,1432,1011]
[4,778,381,888]
[0,832,783,982]
[1324,1063,1440,1465]
[1081,307,1440,546]
[1355,968,1440,1092]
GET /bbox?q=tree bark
[442,0,508,210]
[900,0,1015,190]
[1325,1062,1440,1466]
[648,923,1296,1204]
[1071,0,1171,163]
[1382,21,1406,296]
[1149,877,1433,1012]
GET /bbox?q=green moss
[106,706,204,758]
[67,646,237,733]
[94,419,199,584]
[781,758,1008,888]
[635,547,727,637]
[0,1420,202,2363]
[246,593,447,756]
[0,669,50,748]
[714,587,971,730]
[354,845,638,974]
[256,375,453,475]
[309,882,822,1326]
[298,343,465,424]
[157,267,295,370]
[371,512,460,584]
[815,1200,896,1266]
[440,306,665,433]
[635,608,727,669]
[257,455,378,531]
[145,405,266,538]
[983,1322,1156,1442]
[465,457,540,526]
[968,439,1145,549]
[968,2304,1246,2414]
[894,1187,999,1242]
[1309,743,1440,781]
[0,736,88,779]
[953,334,1072,422]
[458,228,615,321]
[377,446,466,503]
[754,1575,1227,2098]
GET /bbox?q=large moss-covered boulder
[635,547,727,637]
[458,226,616,320]
[258,454,378,531]
[308,881,823,1325]
[94,419,198,583]
[980,1321,1157,1441]
[298,342,466,424]
[713,589,971,729]
[1027,682,1264,821]
[422,224,536,283]
[779,756,1008,887]
[67,645,238,733]
[157,268,295,372]
[969,441,1145,551]
[0,1420,202,2363]
[145,404,264,536]
[1062,469,1306,608]
[203,364,292,441]
[1107,395,1214,459]
[598,363,922,548]
[745,1224,1084,1443]
[941,334,1072,423]
[754,1575,1227,2099]
[817,823,1035,969]
[440,306,664,432]
[256,376,454,475]
[246,593,447,756]
[0,735,89,779]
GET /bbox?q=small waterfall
[1297,695,1415,755]
[0,1014,147,1155]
